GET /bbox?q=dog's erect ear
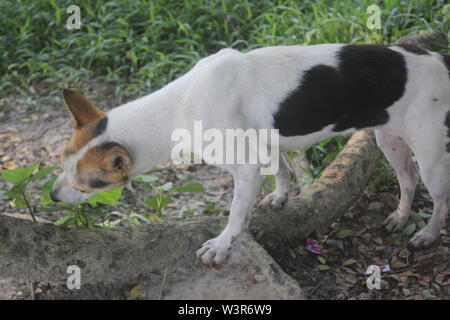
[62,88,104,128]
[99,145,133,176]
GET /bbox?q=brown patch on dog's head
[73,142,133,193]
[61,89,108,162]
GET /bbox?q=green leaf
[318,137,333,147]
[147,213,162,222]
[87,187,123,206]
[322,150,340,164]
[342,258,358,266]
[55,202,79,210]
[1,162,40,184]
[402,223,416,235]
[317,265,330,271]
[317,256,326,264]
[39,206,71,213]
[129,213,152,224]
[300,167,314,179]
[172,182,205,192]
[203,203,220,214]
[31,166,56,181]
[11,194,28,209]
[4,182,27,198]
[144,197,159,210]
[410,211,423,223]
[145,195,171,211]
[263,174,276,186]
[40,177,56,205]
[54,215,75,227]
[417,212,432,219]
[159,195,172,209]
[417,220,427,229]
[336,229,352,239]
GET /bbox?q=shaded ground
[284,191,450,299]
[0,91,449,300]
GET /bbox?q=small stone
[373,237,383,245]
[254,274,267,282]
[288,248,296,259]
[296,246,307,255]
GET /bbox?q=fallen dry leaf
[130,284,145,298]
[342,258,357,266]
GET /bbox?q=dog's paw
[383,210,408,232]
[196,235,232,265]
[409,227,439,248]
[259,192,287,209]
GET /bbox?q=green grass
[0,0,448,225]
[0,0,448,104]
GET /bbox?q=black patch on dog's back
[273,44,407,136]
[441,53,450,78]
[395,44,430,55]
[93,116,108,137]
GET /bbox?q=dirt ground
[0,91,449,300]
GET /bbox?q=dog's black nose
[50,190,60,202]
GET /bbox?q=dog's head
[51,89,133,202]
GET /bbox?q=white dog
[51,43,450,265]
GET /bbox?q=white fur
[55,44,450,265]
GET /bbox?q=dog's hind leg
[409,157,449,247]
[375,129,420,231]
[259,153,292,209]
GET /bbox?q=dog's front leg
[196,164,262,265]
